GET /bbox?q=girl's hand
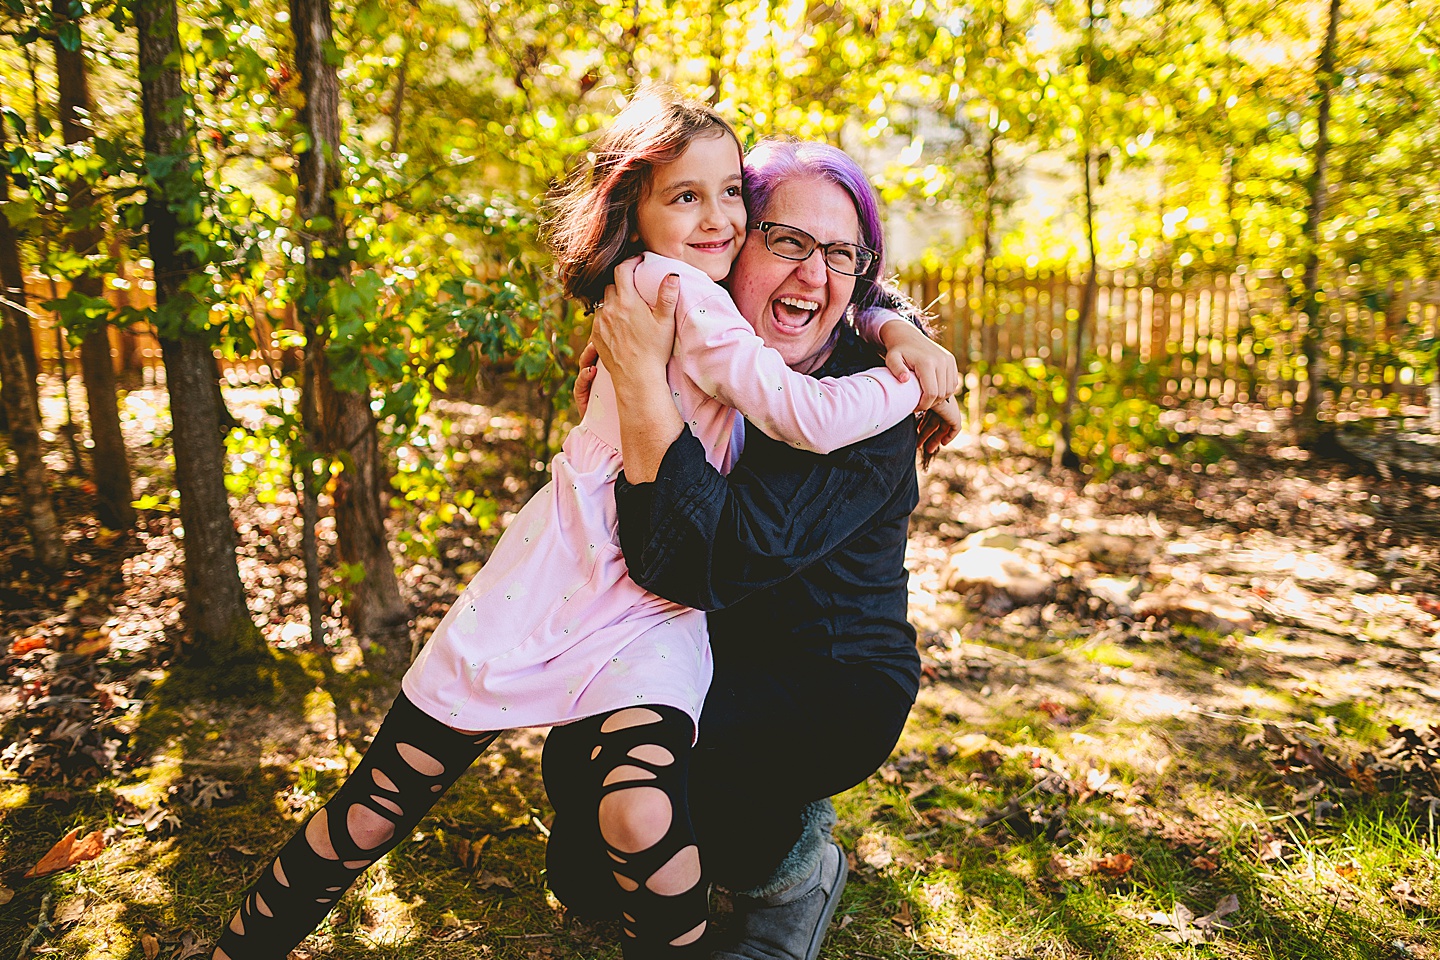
[592,255,680,390]
[917,396,961,468]
[879,319,959,412]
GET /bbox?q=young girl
[213,92,951,960]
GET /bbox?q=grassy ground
[2,390,1439,959]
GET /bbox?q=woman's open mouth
[772,296,819,332]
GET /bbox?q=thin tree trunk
[1056,0,1102,472]
[1299,0,1342,437]
[138,0,264,667]
[0,316,64,568]
[53,0,134,530]
[976,128,999,430]
[299,353,326,646]
[291,0,407,646]
[1056,145,1098,472]
[48,278,85,473]
[109,236,144,385]
[0,104,40,424]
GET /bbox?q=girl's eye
[675,191,697,203]
[725,186,742,197]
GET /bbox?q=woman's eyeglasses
[750,221,878,277]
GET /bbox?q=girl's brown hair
[548,89,741,308]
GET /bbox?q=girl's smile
[634,133,748,282]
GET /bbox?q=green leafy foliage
[991,356,1225,479]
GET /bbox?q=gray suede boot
[712,800,848,960]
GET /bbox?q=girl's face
[634,133,747,282]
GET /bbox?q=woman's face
[728,177,860,371]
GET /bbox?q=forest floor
[1,384,1439,960]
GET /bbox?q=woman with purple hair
[545,138,957,960]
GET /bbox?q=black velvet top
[613,326,922,700]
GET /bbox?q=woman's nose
[795,248,828,285]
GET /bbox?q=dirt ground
[2,389,1438,959]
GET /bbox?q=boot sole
[803,841,848,960]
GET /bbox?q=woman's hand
[917,396,961,469]
[878,319,959,412]
[591,256,684,483]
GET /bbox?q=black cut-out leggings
[212,692,703,960]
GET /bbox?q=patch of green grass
[816,683,1440,960]
[1317,699,1392,746]
[6,630,1439,960]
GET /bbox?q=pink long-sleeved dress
[402,255,921,733]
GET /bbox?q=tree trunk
[975,127,999,431]
[291,0,407,646]
[109,236,144,385]
[299,352,326,646]
[0,105,40,424]
[0,88,62,567]
[138,0,264,666]
[54,0,134,530]
[1056,144,1097,472]
[0,239,37,396]
[0,309,65,570]
[1299,0,1342,437]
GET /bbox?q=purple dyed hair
[741,139,888,312]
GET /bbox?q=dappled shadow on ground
[4,399,1440,958]
[841,425,1440,959]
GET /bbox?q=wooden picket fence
[22,264,1440,413]
[900,266,1440,411]
[24,268,301,389]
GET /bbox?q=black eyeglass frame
[750,221,879,277]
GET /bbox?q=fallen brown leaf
[1391,879,1425,908]
[454,834,492,869]
[9,635,47,655]
[1191,855,1220,872]
[474,870,514,890]
[52,895,88,924]
[0,886,12,906]
[23,827,108,878]
[1094,852,1135,877]
[1038,700,1075,725]
[173,931,209,959]
[140,933,160,960]
[891,900,915,930]
[1194,893,1240,928]
[1257,837,1285,863]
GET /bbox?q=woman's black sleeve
[613,419,916,611]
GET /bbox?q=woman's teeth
[773,296,819,329]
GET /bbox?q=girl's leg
[545,705,706,958]
[212,692,498,960]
